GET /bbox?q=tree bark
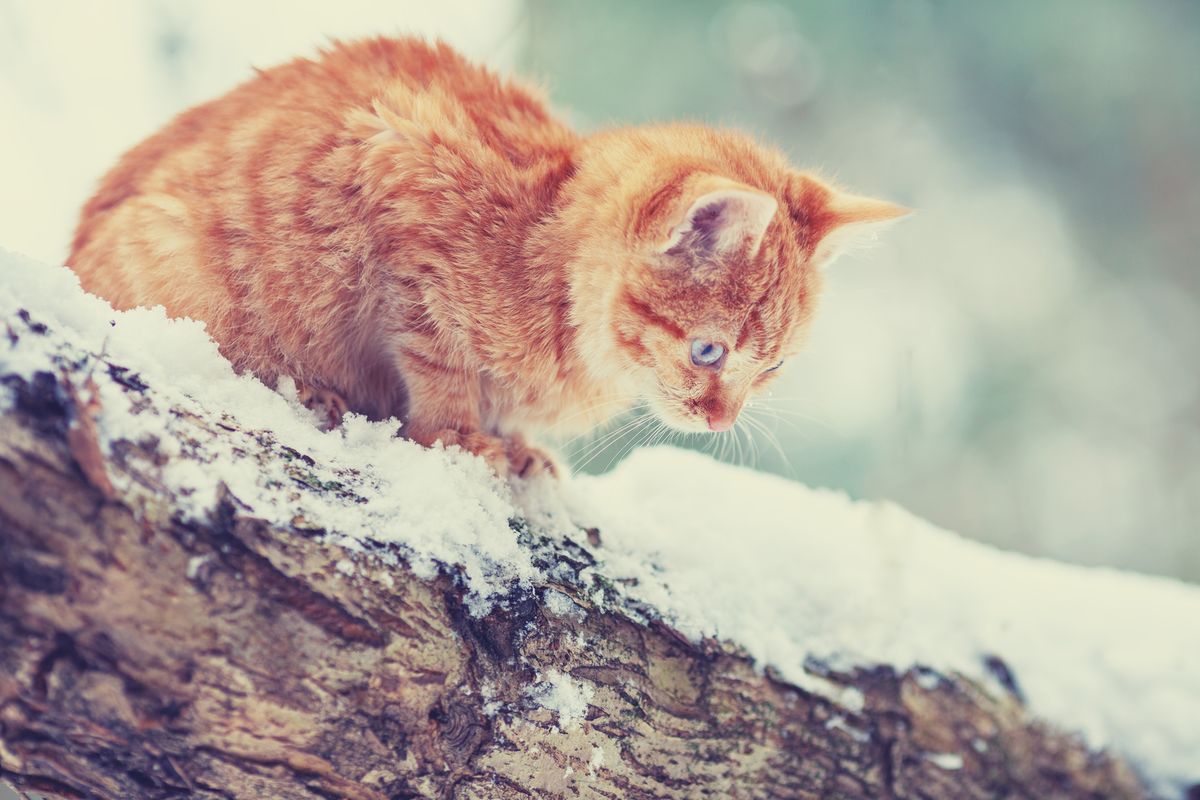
[0,356,1151,798]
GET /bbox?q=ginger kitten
[69,36,905,477]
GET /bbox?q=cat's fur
[69,36,905,476]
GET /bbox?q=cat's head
[568,126,907,434]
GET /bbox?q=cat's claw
[413,428,558,479]
[295,381,349,430]
[506,435,558,479]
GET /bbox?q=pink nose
[707,413,735,432]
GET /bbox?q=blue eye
[690,339,727,368]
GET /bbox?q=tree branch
[0,309,1151,799]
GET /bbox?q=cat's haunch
[68,36,906,478]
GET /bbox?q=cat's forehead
[647,249,801,336]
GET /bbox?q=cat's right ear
[790,174,910,267]
[658,181,778,262]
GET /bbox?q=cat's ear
[659,181,778,260]
[814,193,910,265]
[796,176,910,266]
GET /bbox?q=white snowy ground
[2,248,1198,797]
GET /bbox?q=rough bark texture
[0,328,1153,798]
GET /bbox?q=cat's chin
[653,411,713,435]
[643,397,707,434]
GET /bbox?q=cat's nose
[707,412,735,432]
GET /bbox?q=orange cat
[69,36,905,477]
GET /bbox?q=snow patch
[550,447,1200,796]
[587,744,604,775]
[836,686,866,715]
[543,589,585,620]
[926,752,964,771]
[914,669,941,691]
[185,554,213,581]
[824,715,871,744]
[526,670,594,730]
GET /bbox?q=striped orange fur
[68,36,905,477]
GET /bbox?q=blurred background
[1,0,1197,587]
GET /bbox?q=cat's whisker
[566,401,651,446]
[568,413,648,464]
[752,406,827,423]
[741,421,759,468]
[655,422,677,450]
[554,402,648,448]
[571,418,651,468]
[574,413,656,471]
[749,396,831,419]
[744,402,831,434]
[740,410,798,476]
[601,415,661,473]
[609,417,664,472]
[741,423,756,468]
[559,409,644,452]
[551,397,645,439]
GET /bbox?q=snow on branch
[1,249,1197,799]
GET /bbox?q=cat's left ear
[797,177,911,266]
[659,180,779,260]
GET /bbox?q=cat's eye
[764,359,784,374]
[690,339,727,369]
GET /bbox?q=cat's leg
[394,343,513,474]
[395,347,556,477]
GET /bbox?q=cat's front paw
[294,380,349,430]
[411,428,557,479]
[505,435,558,479]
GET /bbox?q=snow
[825,715,871,744]
[561,449,1200,794]
[926,753,965,771]
[185,554,213,581]
[836,685,865,715]
[587,744,604,776]
[543,589,586,621]
[526,670,595,731]
[3,250,1199,796]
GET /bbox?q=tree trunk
[0,357,1150,799]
